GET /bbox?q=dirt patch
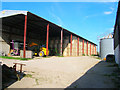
[1,56,103,88]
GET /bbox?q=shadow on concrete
[2,64,25,89]
[66,61,118,88]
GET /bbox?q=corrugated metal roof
[1,10,97,46]
[0,10,28,18]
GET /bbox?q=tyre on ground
[39,51,44,57]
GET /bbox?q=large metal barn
[0,10,97,58]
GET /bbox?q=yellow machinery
[29,42,49,57]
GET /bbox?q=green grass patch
[91,54,98,56]
[24,74,32,78]
[31,71,35,73]
[43,56,51,58]
[35,78,39,85]
[24,74,40,85]
[57,55,64,57]
[0,56,31,60]
[96,57,101,60]
[82,54,85,56]
[91,54,95,56]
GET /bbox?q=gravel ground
[1,56,116,88]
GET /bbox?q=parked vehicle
[10,40,20,56]
[29,42,49,57]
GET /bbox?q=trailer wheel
[39,51,44,57]
[10,50,15,56]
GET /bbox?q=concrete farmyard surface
[1,56,117,88]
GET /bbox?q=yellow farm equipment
[29,42,49,57]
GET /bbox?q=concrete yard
[1,56,117,88]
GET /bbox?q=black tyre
[10,52,15,56]
[39,51,44,57]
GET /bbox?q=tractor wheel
[10,52,15,56]
[10,50,15,56]
[39,51,44,57]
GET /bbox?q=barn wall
[114,45,120,65]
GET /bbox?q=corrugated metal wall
[100,38,114,59]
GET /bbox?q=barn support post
[60,29,63,56]
[87,41,88,55]
[82,40,84,55]
[46,24,49,56]
[70,34,72,56]
[90,43,91,55]
[94,45,95,55]
[93,44,94,55]
[77,37,79,56]
[95,46,96,55]
[96,46,97,55]
[23,15,27,58]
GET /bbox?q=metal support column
[77,37,79,56]
[60,29,63,56]
[93,45,94,55]
[95,46,96,55]
[87,41,88,55]
[82,40,84,55]
[23,15,27,58]
[90,43,91,55]
[70,34,72,56]
[46,24,49,56]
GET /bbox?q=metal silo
[100,38,114,59]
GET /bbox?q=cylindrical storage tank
[100,38,114,59]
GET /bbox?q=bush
[91,54,98,56]
[82,54,85,56]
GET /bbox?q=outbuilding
[114,1,120,66]
[0,10,97,58]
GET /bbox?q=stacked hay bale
[93,45,95,55]
[88,42,91,56]
[49,39,54,49]
[91,44,94,55]
[93,45,96,55]
[62,36,88,56]
[79,39,83,56]
[93,44,95,55]
[56,39,61,54]
[57,42,61,54]
[54,39,58,49]
[63,36,70,56]
[49,37,60,55]
[49,36,95,56]
[0,33,10,55]
[94,46,96,55]
[54,38,60,55]
[72,36,77,56]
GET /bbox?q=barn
[0,10,97,58]
[114,1,120,66]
